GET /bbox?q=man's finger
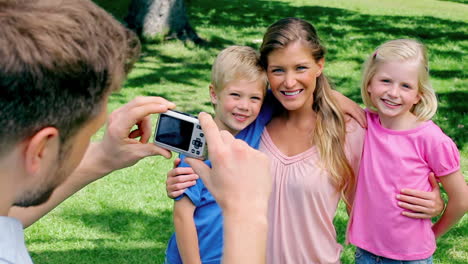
[131,144,172,159]
[198,112,223,152]
[186,157,212,190]
[138,116,153,143]
[119,96,176,111]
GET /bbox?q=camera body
[153,110,207,160]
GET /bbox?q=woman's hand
[166,158,198,199]
[397,173,445,219]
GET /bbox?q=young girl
[348,39,468,263]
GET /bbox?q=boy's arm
[174,196,202,264]
[431,170,468,238]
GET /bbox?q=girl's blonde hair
[361,39,438,121]
[260,17,355,209]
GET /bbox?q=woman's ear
[209,84,218,105]
[316,58,325,77]
[23,127,60,174]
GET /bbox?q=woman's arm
[397,173,445,219]
[166,158,198,199]
[331,90,366,128]
[431,170,468,238]
[174,197,202,264]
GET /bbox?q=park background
[24,0,467,263]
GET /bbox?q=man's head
[209,46,267,135]
[0,0,140,207]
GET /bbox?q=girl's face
[266,41,324,113]
[367,60,421,126]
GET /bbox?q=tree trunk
[125,0,203,44]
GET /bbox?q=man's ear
[24,127,60,174]
[209,84,218,105]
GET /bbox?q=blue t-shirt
[165,92,275,264]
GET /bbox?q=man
[0,1,269,263]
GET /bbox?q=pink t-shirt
[260,118,364,264]
[348,111,460,260]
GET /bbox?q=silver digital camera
[153,110,207,160]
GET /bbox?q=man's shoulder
[0,217,33,264]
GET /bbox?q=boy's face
[211,79,265,135]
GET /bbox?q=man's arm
[186,112,271,264]
[9,96,175,227]
[174,197,202,264]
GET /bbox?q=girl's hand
[397,173,445,218]
[332,90,366,128]
[166,158,198,199]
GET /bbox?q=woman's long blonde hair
[260,17,355,209]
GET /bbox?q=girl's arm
[174,197,202,264]
[431,170,468,238]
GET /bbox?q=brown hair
[260,18,355,208]
[0,0,140,155]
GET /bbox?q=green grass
[26,0,467,263]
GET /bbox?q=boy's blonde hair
[211,46,267,94]
[361,39,438,121]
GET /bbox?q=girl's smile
[367,60,421,130]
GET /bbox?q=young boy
[165,45,269,264]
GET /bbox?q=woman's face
[266,40,324,112]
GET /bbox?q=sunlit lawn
[26,0,467,263]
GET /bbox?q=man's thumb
[186,158,212,188]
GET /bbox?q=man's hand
[186,112,271,213]
[9,96,176,228]
[96,96,176,174]
[185,112,271,264]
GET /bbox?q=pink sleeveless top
[260,119,364,264]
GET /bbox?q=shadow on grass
[124,0,465,148]
[434,91,468,150]
[29,208,173,263]
[31,248,163,264]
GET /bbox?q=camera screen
[156,114,194,151]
